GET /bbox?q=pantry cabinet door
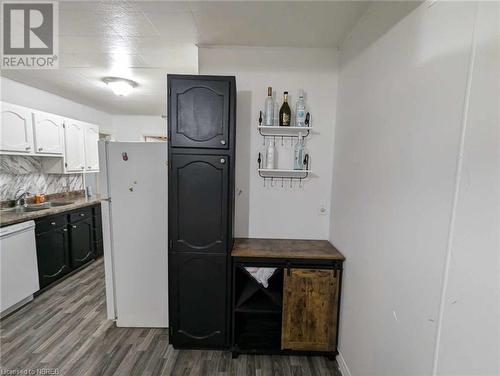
[169,76,231,149]
[169,154,229,253]
[0,102,34,154]
[84,124,99,172]
[33,111,64,155]
[169,253,228,348]
[64,120,86,172]
[282,268,339,352]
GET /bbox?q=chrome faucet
[14,188,31,207]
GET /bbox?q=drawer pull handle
[79,213,85,217]
[62,228,68,232]
[72,225,77,229]
[50,222,56,226]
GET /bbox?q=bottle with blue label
[295,89,306,127]
[294,133,305,170]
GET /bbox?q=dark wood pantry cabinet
[168,74,236,349]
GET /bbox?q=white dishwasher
[0,220,39,317]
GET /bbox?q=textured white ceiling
[1,1,371,115]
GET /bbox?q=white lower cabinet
[0,102,34,154]
[33,110,64,155]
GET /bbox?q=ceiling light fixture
[102,77,138,96]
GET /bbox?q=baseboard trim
[337,351,352,376]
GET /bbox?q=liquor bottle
[265,140,276,169]
[295,89,306,127]
[294,133,305,170]
[279,91,291,126]
[264,87,274,126]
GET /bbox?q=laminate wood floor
[0,259,341,376]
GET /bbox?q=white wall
[434,3,499,375]
[200,46,338,239]
[109,115,166,142]
[331,2,499,376]
[0,77,112,129]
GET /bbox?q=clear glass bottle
[294,133,305,170]
[264,87,274,126]
[265,140,276,169]
[295,89,306,127]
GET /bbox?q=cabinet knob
[72,225,77,229]
[81,166,84,170]
[220,158,226,164]
[220,140,226,145]
[50,221,56,226]
[87,166,91,169]
[79,213,85,217]
[25,146,31,150]
[62,228,68,232]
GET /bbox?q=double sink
[2,201,75,213]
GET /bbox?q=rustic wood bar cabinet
[231,238,345,359]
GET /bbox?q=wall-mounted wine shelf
[258,110,311,138]
[258,168,312,178]
[258,126,312,138]
[256,100,313,186]
[257,152,310,186]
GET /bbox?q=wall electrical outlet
[318,202,328,216]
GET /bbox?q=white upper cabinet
[64,119,86,172]
[32,111,64,155]
[0,102,34,154]
[84,123,99,172]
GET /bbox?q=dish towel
[245,267,277,288]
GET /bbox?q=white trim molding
[337,351,352,376]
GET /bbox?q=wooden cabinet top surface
[232,238,345,261]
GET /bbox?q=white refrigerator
[99,141,168,327]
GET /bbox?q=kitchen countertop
[232,238,345,260]
[0,195,105,227]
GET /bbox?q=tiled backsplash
[0,155,83,201]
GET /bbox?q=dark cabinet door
[170,154,229,253]
[170,253,228,348]
[35,227,71,288]
[69,218,95,269]
[169,77,230,149]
